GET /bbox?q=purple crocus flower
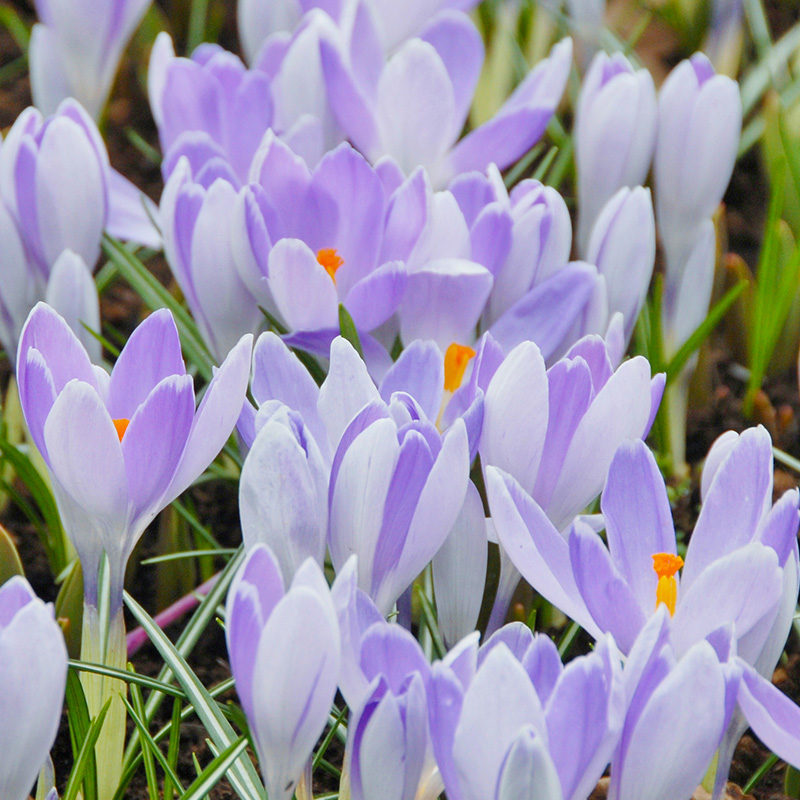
[446,166,599,359]
[226,543,340,800]
[574,51,656,253]
[239,401,328,581]
[613,609,800,800]
[29,0,151,118]
[487,428,799,662]
[328,392,470,614]
[480,335,664,632]
[580,186,656,345]
[429,623,624,800]
[232,135,406,354]
[321,4,572,185]
[0,100,159,360]
[16,303,252,612]
[160,158,264,361]
[148,33,275,185]
[238,0,479,64]
[655,53,740,352]
[0,577,67,800]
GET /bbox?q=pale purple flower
[239,402,328,580]
[613,609,800,800]
[232,135,406,358]
[487,428,799,663]
[581,186,656,345]
[481,335,664,631]
[16,303,252,612]
[321,5,572,185]
[655,53,740,352]
[448,166,599,358]
[0,577,67,800]
[225,543,340,800]
[160,158,264,361]
[575,51,656,253]
[328,390,470,614]
[30,0,151,118]
[148,33,275,185]
[429,624,624,800]
[0,100,158,360]
[238,0,479,64]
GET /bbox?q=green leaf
[164,697,184,800]
[665,278,749,383]
[414,583,446,661]
[0,524,24,585]
[121,693,185,796]
[65,668,97,800]
[785,764,800,798]
[127,674,159,800]
[124,590,265,799]
[338,304,364,359]
[0,5,30,50]
[63,696,113,800]
[101,235,215,380]
[69,659,186,698]
[0,438,66,572]
[181,736,249,800]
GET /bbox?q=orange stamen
[317,248,344,282]
[444,343,476,393]
[113,418,130,441]
[652,552,683,616]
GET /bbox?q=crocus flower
[16,303,252,612]
[328,391,470,614]
[232,135,406,360]
[160,158,264,361]
[29,0,151,118]
[612,609,800,800]
[239,401,328,580]
[580,186,656,345]
[237,0,480,64]
[0,100,159,360]
[429,624,624,800]
[654,53,740,349]
[480,334,664,631]
[226,543,340,800]
[447,166,599,358]
[0,577,67,800]
[346,621,435,800]
[321,5,572,185]
[488,428,799,662]
[148,33,275,185]
[574,51,656,253]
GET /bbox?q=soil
[1,1,800,798]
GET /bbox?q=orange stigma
[444,343,476,393]
[652,552,683,616]
[113,418,130,441]
[317,248,344,282]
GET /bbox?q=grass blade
[181,737,249,800]
[62,698,113,800]
[123,590,265,799]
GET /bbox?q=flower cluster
[1,2,798,800]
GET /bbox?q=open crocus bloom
[16,303,252,612]
[487,427,800,662]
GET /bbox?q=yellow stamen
[443,343,476,393]
[113,418,130,441]
[317,248,344,282]
[652,552,683,616]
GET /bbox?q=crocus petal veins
[652,552,684,616]
[317,248,344,282]
[443,343,476,393]
[113,418,130,441]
